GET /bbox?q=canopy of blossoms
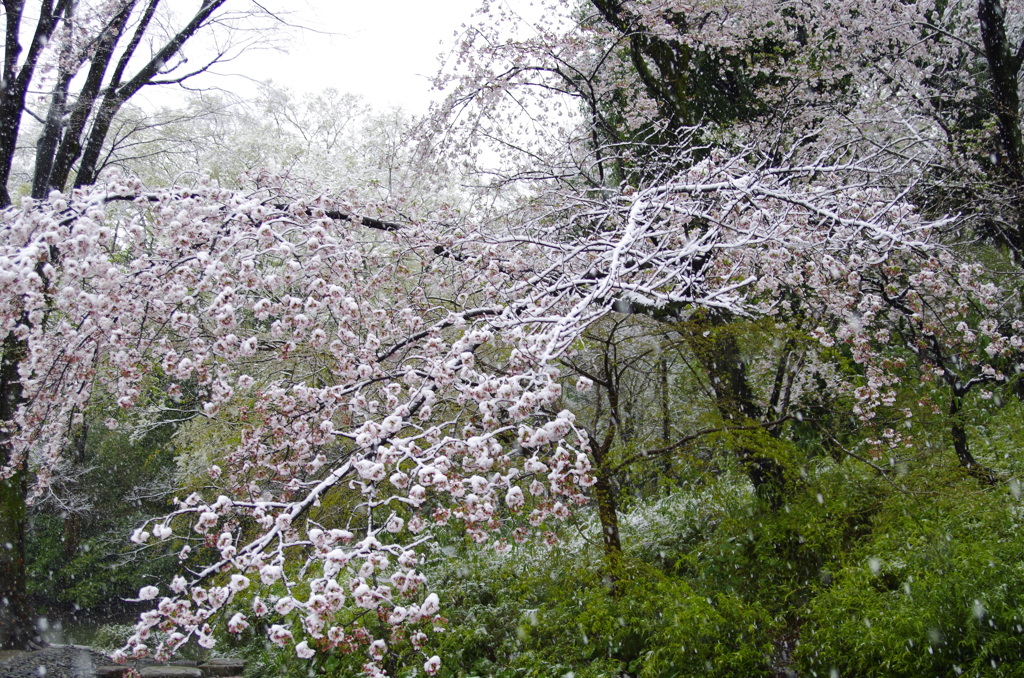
[0,148,986,673]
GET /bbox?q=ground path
[0,646,244,678]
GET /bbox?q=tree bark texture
[0,0,70,207]
[977,0,1024,254]
[949,390,998,484]
[590,427,623,591]
[0,334,28,650]
[978,0,1024,181]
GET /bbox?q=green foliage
[796,470,1024,677]
[524,562,771,678]
[423,539,771,678]
[33,316,1024,678]
[90,624,139,653]
[26,514,175,612]
[416,431,1024,677]
[675,462,885,604]
[25,407,180,616]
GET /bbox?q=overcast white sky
[179,0,487,113]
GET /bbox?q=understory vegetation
[28,373,1024,677]
[425,420,1024,677]
[3,0,1024,675]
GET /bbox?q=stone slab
[198,658,246,676]
[140,666,204,678]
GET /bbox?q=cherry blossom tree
[796,245,1024,481]
[430,0,1023,498]
[0,176,597,661]
[588,0,1024,247]
[2,0,1017,668]
[437,0,1022,248]
[0,0,311,650]
[0,114,948,670]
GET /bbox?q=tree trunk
[949,391,998,484]
[688,312,786,508]
[660,356,670,444]
[31,72,72,199]
[0,0,70,207]
[49,1,138,192]
[978,0,1024,181]
[0,465,27,649]
[0,2,31,208]
[70,96,123,189]
[977,0,1024,254]
[593,469,622,563]
[590,428,622,589]
[0,334,29,650]
[60,420,88,561]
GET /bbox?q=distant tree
[94,85,472,220]
[0,0,283,206]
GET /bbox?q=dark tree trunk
[689,312,786,508]
[70,97,123,189]
[977,0,1024,254]
[49,0,141,192]
[31,72,72,199]
[61,420,89,561]
[593,467,622,562]
[978,0,1024,181]
[590,428,623,589]
[0,334,29,650]
[660,356,671,443]
[0,0,30,209]
[949,390,998,484]
[0,0,69,207]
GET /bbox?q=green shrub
[421,531,772,678]
[797,473,1024,677]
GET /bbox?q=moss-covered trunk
[688,312,786,508]
[949,390,998,485]
[0,334,29,649]
[590,427,623,592]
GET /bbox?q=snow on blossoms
[792,245,1024,468]
[0,179,598,673]
[0,141,960,672]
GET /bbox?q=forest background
[1,0,1024,676]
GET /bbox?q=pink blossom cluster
[0,178,603,673]
[1,142,1004,672]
